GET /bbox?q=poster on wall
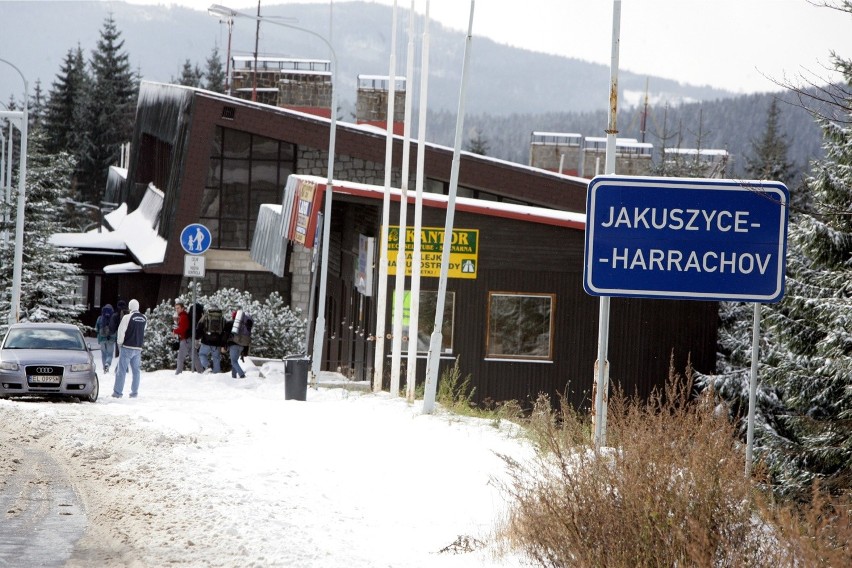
[355,234,374,296]
[387,226,479,279]
[288,178,325,248]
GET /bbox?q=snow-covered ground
[0,354,535,567]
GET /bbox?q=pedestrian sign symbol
[180,224,212,255]
[461,260,476,273]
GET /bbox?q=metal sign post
[583,176,789,462]
[181,224,212,372]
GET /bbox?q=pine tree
[176,59,204,87]
[745,99,795,184]
[78,15,138,202]
[44,46,89,156]
[28,79,46,131]
[744,99,806,211]
[204,46,226,94]
[702,9,852,499]
[0,129,84,329]
[465,129,490,156]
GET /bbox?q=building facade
[60,82,716,408]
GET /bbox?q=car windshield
[2,328,86,350]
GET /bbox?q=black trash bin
[284,355,310,401]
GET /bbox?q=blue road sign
[180,223,212,255]
[583,176,789,302]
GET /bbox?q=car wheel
[82,375,99,403]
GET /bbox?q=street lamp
[208,4,338,383]
[213,10,234,95]
[0,58,28,325]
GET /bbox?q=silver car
[0,322,99,402]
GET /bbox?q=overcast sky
[122,0,852,94]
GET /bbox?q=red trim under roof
[319,179,587,231]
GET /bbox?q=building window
[204,126,296,250]
[486,292,554,360]
[392,290,455,354]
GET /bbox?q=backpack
[98,305,114,338]
[187,302,204,325]
[231,310,253,347]
[110,301,128,335]
[206,308,224,335]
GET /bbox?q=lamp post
[214,10,235,95]
[208,4,338,383]
[0,58,28,325]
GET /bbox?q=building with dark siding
[55,82,717,408]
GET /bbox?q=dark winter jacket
[196,315,228,347]
[109,300,128,335]
[118,310,147,350]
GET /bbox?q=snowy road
[0,439,87,567]
[0,362,534,567]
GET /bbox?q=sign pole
[745,302,761,476]
[180,223,211,373]
[592,0,621,448]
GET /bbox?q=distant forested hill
[0,2,827,182]
[430,88,827,183]
[2,1,731,114]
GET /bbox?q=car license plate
[29,375,60,383]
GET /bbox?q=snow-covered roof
[664,148,729,156]
[585,137,653,150]
[531,131,583,139]
[104,262,142,274]
[49,183,167,267]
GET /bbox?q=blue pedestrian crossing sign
[180,223,212,255]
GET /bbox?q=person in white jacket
[112,299,148,398]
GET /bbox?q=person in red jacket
[173,300,192,374]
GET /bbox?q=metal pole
[0,123,5,249]
[389,4,416,397]
[422,0,475,414]
[1,58,28,325]
[309,47,338,386]
[745,302,761,476]
[191,281,198,371]
[592,0,620,448]
[3,119,12,248]
[406,0,431,403]
[252,0,260,102]
[372,0,399,393]
[208,5,337,382]
[225,16,234,96]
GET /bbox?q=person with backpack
[96,304,116,373]
[195,305,227,373]
[110,300,129,359]
[226,308,253,379]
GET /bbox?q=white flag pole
[389,0,417,396]
[406,0,430,402]
[372,0,399,392]
[422,0,475,414]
